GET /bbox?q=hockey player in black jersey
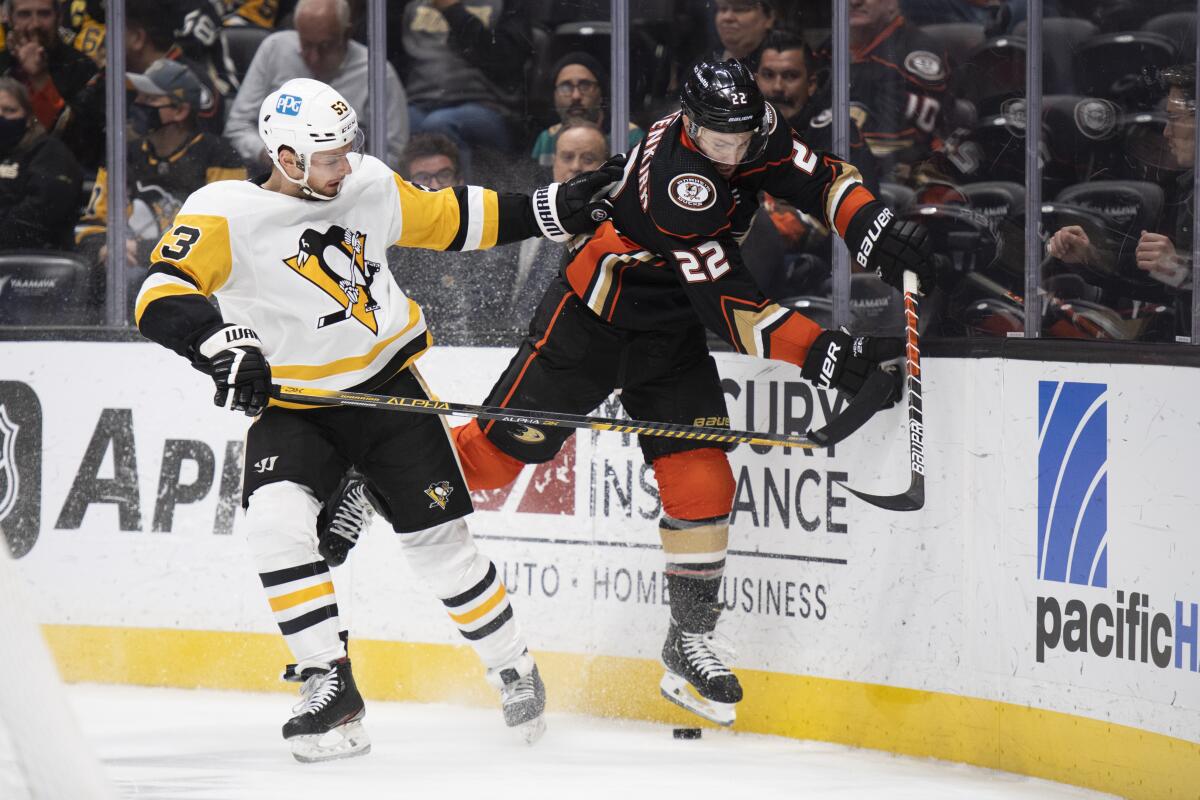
[451,60,934,727]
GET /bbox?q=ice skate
[282,657,371,763]
[488,651,547,744]
[660,615,742,727]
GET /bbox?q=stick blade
[841,476,925,512]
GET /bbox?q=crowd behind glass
[0,0,1195,345]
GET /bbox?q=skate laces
[681,631,735,678]
[328,482,373,542]
[501,672,538,705]
[294,666,341,715]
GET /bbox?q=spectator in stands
[707,0,777,73]
[76,60,245,277]
[551,119,607,184]
[1047,66,1195,293]
[125,0,224,135]
[223,0,408,168]
[394,0,533,171]
[502,120,607,328]
[755,30,879,190]
[530,52,643,169]
[0,76,82,250]
[0,0,100,161]
[401,132,463,189]
[831,0,951,183]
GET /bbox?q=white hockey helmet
[259,78,364,199]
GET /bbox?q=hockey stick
[272,366,895,451]
[839,269,926,511]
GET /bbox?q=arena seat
[919,22,985,66]
[955,36,1025,116]
[961,181,1025,224]
[1013,18,1098,94]
[221,26,272,85]
[1073,32,1176,109]
[1141,11,1196,59]
[0,252,93,326]
[878,182,916,214]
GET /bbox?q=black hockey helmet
[681,59,771,164]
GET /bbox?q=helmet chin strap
[280,155,338,201]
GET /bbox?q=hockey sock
[441,559,525,667]
[259,559,346,670]
[661,514,729,632]
[652,449,735,633]
[450,421,525,491]
[402,518,527,670]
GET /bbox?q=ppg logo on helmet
[276,94,304,116]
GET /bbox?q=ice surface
[59,684,1113,800]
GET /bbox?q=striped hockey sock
[441,560,522,667]
[660,514,729,630]
[259,560,345,669]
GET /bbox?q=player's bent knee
[653,448,735,520]
[244,481,322,569]
[451,420,525,491]
[399,518,490,598]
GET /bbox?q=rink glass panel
[1,1,1198,337]
[1034,0,1198,345]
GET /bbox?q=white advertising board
[1,341,1197,749]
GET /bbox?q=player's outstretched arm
[391,155,626,252]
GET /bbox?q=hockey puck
[673,727,702,740]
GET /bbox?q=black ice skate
[282,657,370,763]
[487,651,546,744]
[660,610,742,727]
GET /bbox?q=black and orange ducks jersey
[563,104,892,369]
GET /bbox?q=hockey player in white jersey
[135,78,622,762]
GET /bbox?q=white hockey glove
[531,153,627,241]
[194,324,272,417]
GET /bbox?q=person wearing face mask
[76,59,245,288]
[0,76,82,250]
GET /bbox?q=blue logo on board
[275,94,303,116]
[1037,381,1108,587]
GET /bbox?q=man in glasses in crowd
[531,51,644,170]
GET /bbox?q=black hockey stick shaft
[273,365,893,451]
[840,270,926,511]
[274,384,820,448]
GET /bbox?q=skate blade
[511,714,547,745]
[660,672,736,727]
[289,720,372,763]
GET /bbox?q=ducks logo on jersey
[283,225,383,333]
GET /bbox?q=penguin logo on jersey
[283,225,383,333]
[669,174,717,211]
[425,480,454,510]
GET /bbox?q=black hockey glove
[531,153,627,241]
[801,330,904,400]
[317,473,382,567]
[861,216,935,295]
[193,324,272,417]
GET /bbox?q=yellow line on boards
[40,625,1198,800]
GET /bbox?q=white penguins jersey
[136,155,513,406]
